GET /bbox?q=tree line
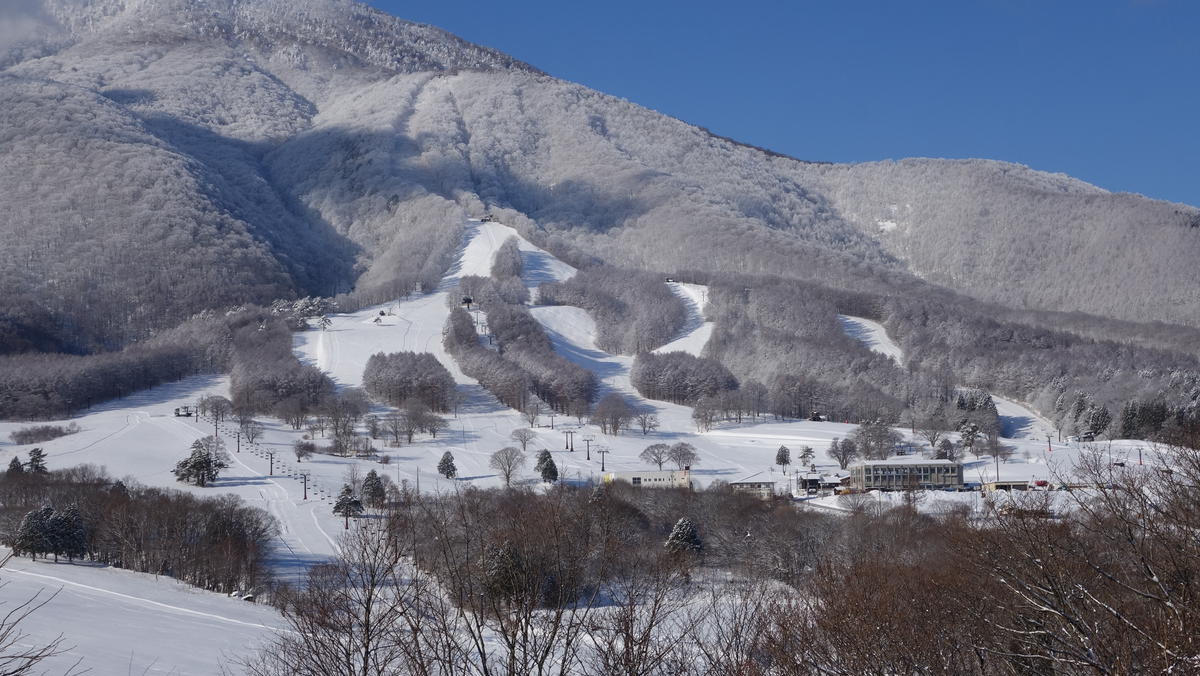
[0,464,274,594]
[538,265,688,354]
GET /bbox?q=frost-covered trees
[538,267,688,354]
[362,352,456,411]
[665,517,702,555]
[851,422,903,460]
[173,437,230,487]
[592,393,633,435]
[438,451,457,479]
[490,447,526,488]
[630,352,738,405]
[775,446,791,472]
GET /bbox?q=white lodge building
[849,459,964,491]
[603,469,692,489]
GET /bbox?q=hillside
[0,0,1197,357]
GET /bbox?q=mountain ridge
[1,0,1197,355]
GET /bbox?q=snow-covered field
[0,218,1154,672]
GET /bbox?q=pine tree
[173,438,229,486]
[665,517,703,555]
[26,448,48,474]
[775,445,791,471]
[332,484,363,529]
[539,454,559,484]
[438,451,457,479]
[799,445,815,466]
[362,470,385,510]
[14,506,54,560]
[48,505,87,562]
[6,456,24,477]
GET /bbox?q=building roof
[851,458,962,468]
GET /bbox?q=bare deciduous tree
[489,447,526,488]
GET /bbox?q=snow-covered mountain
[2,0,1198,353]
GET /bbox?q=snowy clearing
[653,282,713,356]
[838,314,904,363]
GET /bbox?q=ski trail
[1,567,286,632]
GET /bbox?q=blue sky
[367,1,1200,206]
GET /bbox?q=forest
[0,463,274,594]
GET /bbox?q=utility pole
[583,434,595,461]
[301,473,309,500]
[548,411,557,430]
[267,451,275,475]
[563,430,575,451]
[597,445,610,472]
[235,431,240,453]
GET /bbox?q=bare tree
[239,420,264,444]
[510,428,536,452]
[490,447,526,488]
[640,443,671,470]
[635,410,660,436]
[667,442,699,470]
[523,403,542,427]
[830,438,859,469]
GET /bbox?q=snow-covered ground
[838,314,903,363]
[0,553,281,675]
[0,218,1156,670]
[653,282,713,356]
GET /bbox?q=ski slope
[0,553,281,675]
[837,314,904,363]
[653,282,714,356]
[0,217,1155,670]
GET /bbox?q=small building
[984,480,1030,493]
[603,468,691,489]
[849,458,964,491]
[730,472,776,500]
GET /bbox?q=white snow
[0,217,1161,670]
[653,282,714,356]
[837,314,904,363]
[876,219,898,232]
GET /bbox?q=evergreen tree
[665,517,703,555]
[362,470,385,509]
[438,451,457,479]
[538,453,559,484]
[26,448,48,474]
[332,484,363,529]
[6,456,24,477]
[798,445,815,466]
[1086,405,1112,438]
[775,445,791,471]
[48,505,87,562]
[173,438,228,487]
[14,506,54,559]
[1120,400,1139,439]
